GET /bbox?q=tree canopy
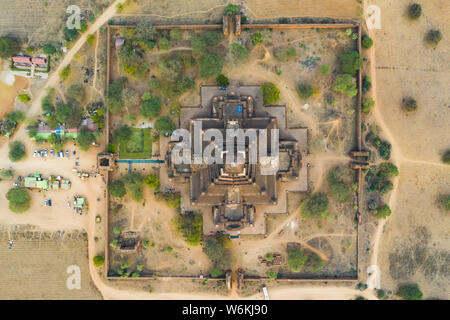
[338,50,362,76]
[198,54,223,78]
[297,83,314,99]
[216,74,229,87]
[172,212,202,246]
[106,79,124,114]
[375,204,392,219]
[301,193,330,219]
[6,187,31,213]
[140,96,162,119]
[287,247,307,272]
[144,174,160,189]
[8,141,25,162]
[333,74,358,97]
[122,172,144,202]
[408,3,422,20]
[229,43,249,63]
[191,36,207,55]
[108,179,127,197]
[155,116,176,136]
[66,83,85,103]
[77,126,96,151]
[0,37,20,58]
[327,167,352,203]
[398,284,423,300]
[203,233,231,269]
[261,82,280,105]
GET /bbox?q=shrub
[107,143,117,153]
[93,255,105,267]
[426,30,442,47]
[252,31,263,45]
[442,150,450,164]
[203,233,231,269]
[144,174,159,189]
[66,83,85,103]
[169,101,181,116]
[110,239,119,248]
[440,195,450,211]
[297,84,314,99]
[261,82,280,105]
[333,74,358,97]
[377,163,399,179]
[199,54,223,78]
[304,252,325,273]
[170,29,181,41]
[268,270,277,280]
[301,193,329,219]
[7,111,25,123]
[402,97,418,112]
[362,35,373,49]
[86,34,96,45]
[41,96,53,114]
[362,97,375,114]
[338,50,362,76]
[157,37,171,50]
[275,46,297,62]
[229,43,249,63]
[172,211,202,246]
[408,3,422,20]
[375,204,392,219]
[122,172,144,202]
[142,239,151,249]
[8,141,25,162]
[106,79,124,113]
[397,284,423,300]
[124,113,137,125]
[18,94,30,103]
[368,199,377,210]
[165,246,173,253]
[377,289,387,299]
[59,65,71,80]
[320,64,330,75]
[6,187,31,213]
[209,265,224,278]
[216,74,229,87]
[0,169,14,180]
[113,226,121,235]
[108,179,126,197]
[287,247,307,272]
[265,253,274,262]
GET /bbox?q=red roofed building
[12,56,31,64]
[31,57,47,65]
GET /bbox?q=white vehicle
[262,285,269,300]
[33,150,37,158]
[66,201,71,208]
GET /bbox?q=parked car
[47,199,52,207]
[57,152,60,158]
[59,151,64,158]
[50,149,54,156]
[33,150,37,158]
[66,150,70,157]
[66,201,71,208]
[73,150,76,155]
[13,182,21,187]
[44,199,48,207]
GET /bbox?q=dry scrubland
[363,0,450,299]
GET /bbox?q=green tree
[362,97,375,113]
[327,167,351,203]
[297,84,314,99]
[140,96,162,119]
[169,100,181,116]
[122,87,141,110]
[338,50,362,76]
[157,37,171,50]
[77,126,96,151]
[229,43,249,63]
[261,82,280,105]
[66,83,85,103]
[408,3,422,20]
[209,265,224,278]
[6,187,31,213]
[301,193,330,219]
[426,30,443,47]
[170,29,182,41]
[0,169,14,180]
[377,163,399,179]
[106,79,124,114]
[203,31,220,46]
[7,111,25,123]
[8,141,25,162]
[108,179,127,197]
[154,116,176,135]
[304,252,325,273]
[441,150,450,164]
[144,174,160,189]
[18,94,30,102]
[122,172,144,202]
[362,76,372,93]
[397,284,423,300]
[375,204,392,219]
[320,64,330,75]
[172,212,202,246]
[191,36,207,55]
[114,125,132,142]
[86,34,96,45]
[59,65,71,80]
[55,103,72,123]
[224,4,240,16]
[402,97,418,112]
[287,247,307,272]
[252,31,263,45]
[333,74,358,97]
[216,74,229,87]
[0,37,20,58]
[113,226,122,235]
[203,233,231,269]
[176,77,195,93]
[42,44,56,55]
[199,53,223,78]
[268,270,277,280]
[93,255,105,267]
[41,96,53,114]
[362,35,373,49]
[157,55,184,81]
[440,195,450,211]
[63,27,78,41]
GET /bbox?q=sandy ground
[0,58,30,118]
[363,0,450,299]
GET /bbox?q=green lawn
[119,128,152,159]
